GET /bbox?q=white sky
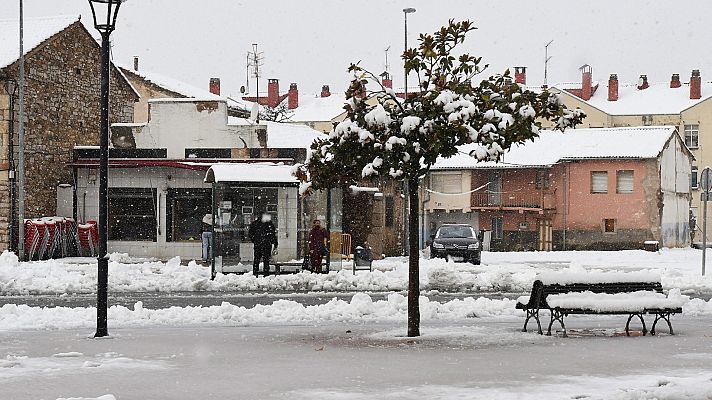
[4,0,711,97]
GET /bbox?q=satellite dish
[240,86,246,94]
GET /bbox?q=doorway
[537,219,552,251]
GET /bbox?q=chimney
[670,73,681,88]
[321,85,331,98]
[608,74,618,101]
[381,72,393,89]
[514,66,527,85]
[133,56,139,71]
[581,64,592,101]
[288,83,298,109]
[637,75,649,90]
[267,78,280,107]
[209,78,220,96]
[690,69,701,100]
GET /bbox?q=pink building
[425,126,693,251]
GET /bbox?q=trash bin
[643,240,659,252]
[353,246,373,274]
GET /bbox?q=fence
[472,192,543,209]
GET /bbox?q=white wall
[659,133,692,247]
[133,100,261,158]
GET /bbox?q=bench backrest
[525,280,663,309]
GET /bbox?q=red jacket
[309,227,328,252]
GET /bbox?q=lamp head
[403,7,416,14]
[88,0,125,33]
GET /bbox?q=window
[277,148,297,159]
[603,218,616,233]
[431,172,462,194]
[535,170,550,189]
[108,189,157,241]
[642,115,653,126]
[684,124,699,149]
[250,148,261,158]
[167,188,211,242]
[590,171,608,193]
[692,166,699,189]
[616,170,634,193]
[491,216,503,239]
[385,196,395,227]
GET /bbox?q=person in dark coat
[308,219,328,273]
[248,213,278,276]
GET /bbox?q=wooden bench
[516,278,684,337]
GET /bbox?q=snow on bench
[516,272,684,337]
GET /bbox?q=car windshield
[436,226,474,239]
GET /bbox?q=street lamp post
[88,0,124,338]
[402,7,415,256]
[5,80,18,253]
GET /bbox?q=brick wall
[0,21,136,249]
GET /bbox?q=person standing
[248,213,278,276]
[308,219,328,273]
[201,214,213,264]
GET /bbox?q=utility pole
[544,39,553,88]
[18,0,26,261]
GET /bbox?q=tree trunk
[407,177,420,337]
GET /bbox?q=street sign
[701,167,712,193]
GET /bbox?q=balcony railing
[472,192,543,209]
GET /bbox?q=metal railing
[472,192,543,209]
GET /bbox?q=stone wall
[0,21,137,249]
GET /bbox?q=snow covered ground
[1,248,712,296]
[1,319,711,399]
[2,249,712,399]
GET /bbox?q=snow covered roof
[0,15,79,69]
[289,93,348,122]
[432,126,680,170]
[555,81,712,115]
[121,67,222,100]
[205,163,299,185]
[227,117,324,149]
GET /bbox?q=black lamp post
[5,79,18,254]
[88,0,124,338]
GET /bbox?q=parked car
[430,224,481,264]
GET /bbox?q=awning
[205,163,299,186]
[67,158,292,171]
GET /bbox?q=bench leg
[522,309,543,335]
[547,309,567,337]
[651,312,675,336]
[625,313,647,336]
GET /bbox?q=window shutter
[616,170,634,193]
[591,171,608,193]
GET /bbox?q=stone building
[0,16,138,249]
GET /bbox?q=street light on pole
[88,0,125,338]
[402,7,415,256]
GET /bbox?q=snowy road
[1,318,711,400]
[0,291,528,309]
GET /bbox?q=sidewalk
[1,318,711,399]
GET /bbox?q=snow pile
[546,289,688,312]
[538,269,661,285]
[57,396,116,400]
[0,294,521,332]
[2,249,712,295]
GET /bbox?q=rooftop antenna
[384,45,391,74]
[544,39,553,88]
[247,43,264,122]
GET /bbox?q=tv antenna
[544,39,553,88]
[247,43,264,99]
[384,45,391,74]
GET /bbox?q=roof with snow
[288,93,348,122]
[227,117,324,149]
[205,163,299,185]
[432,126,682,170]
[554,80,712,115]
[120,67,222,101]
[0,15,79,69]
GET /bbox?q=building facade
[0,16,138,250]
[426,126,693,251]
